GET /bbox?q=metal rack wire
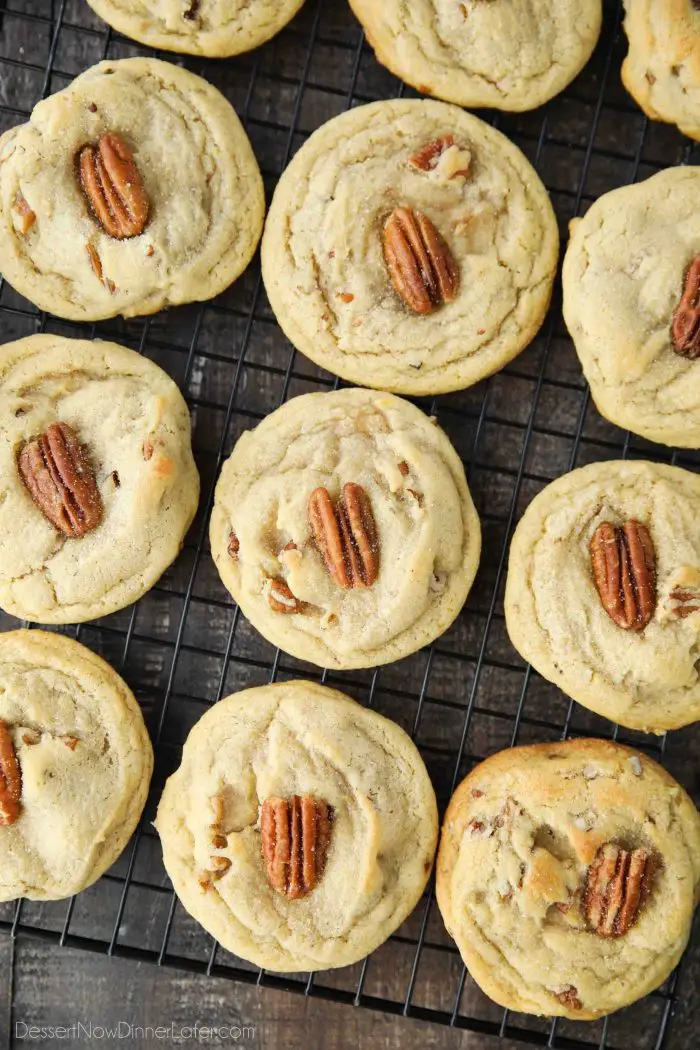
[0,0,698,1046]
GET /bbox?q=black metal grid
[0,0,699,1046]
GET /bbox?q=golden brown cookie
[155,680,438,971]
[0,630,153,901]
[505,460,700,732]
[0,334,199,624]
[0,58,264,320]
[209,388,481,669]
[436,739,700,1018]
[261,99,558,394]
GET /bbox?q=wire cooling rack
[0,0,699,1046]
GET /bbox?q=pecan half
[308,483,379,589]
[672,254,700,358]
[584,843,656,937]
[0,721,21,826]
[18,423,103,537]
[590,520,656,631]
[267,577,306,614]
[261,795,332,899]
[78,133,149,239]
[383,207,459,315]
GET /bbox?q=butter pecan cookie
[622,0,700,140]
[0,334,199,624]
[84,0,305,57]
[261,99,558,394]
[155,679,438,971]
[209,388,481,669]
[505,460,700,732]
[0,58,264,321]
[349,0,602,112]
[563,167,700,447]
[0,630,153,901]
[436,739,700,1018]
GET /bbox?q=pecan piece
[13,191,36,234]
[18,423,103,537]
[267,577,306,614]
[308,483,379,589]
[555,986,583,1011]
[209,793,225,825]
[590,520,656,630]
[668,586,700,618]
[672,254,700,358]
[584,843,656,937]
[383,207,459,315]
[0,721,21,826]
[409,135,455,170]
[261,795,332,899]
[228,530,240,560]
[85,243,115,293]
[78,133,149,239]
[409,134,471,179]
[207,855,231,875]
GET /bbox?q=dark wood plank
[10,937,529,1050]
[0,935,13,1048]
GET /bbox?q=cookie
[155,679,438,972]
[261,99,558,395]
[0,334,199,624]
[622,0,700,140]
[209,387,481,669]
[84,0,305,57]
[0,58,264,321]
[563,167,700,447]
[349,1,602,112]
[0,629,153,901]
[504,459,700,733]
[436,739,700,1019]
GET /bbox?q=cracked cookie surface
[261,99,558,394]
[563,168,700,447]
[622,0,700,140]
[349,0,602,112]
[155,679,438,972]
[504,460,700,732]
[0,334,199,624]
[436,739,700,1018]
[84,0,305,57]
[0,58,264,321]
[209,387,481,669]
[0,629,153,901]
